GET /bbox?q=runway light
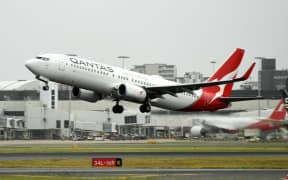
[72,145,78,150]
[148,140,157,144]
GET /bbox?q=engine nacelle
[72,87,101,103]
[112,83,147,102]
[190,126,207,137]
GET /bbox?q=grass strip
[0,176,272,180]
[0,145,287,153]
[0,157,287,169]
[0,176,137,180]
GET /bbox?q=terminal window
[125,116,137,124]
[145,115,150,124]
[56,120,61,128]
[64,120,69,128]
[51,89,55,109]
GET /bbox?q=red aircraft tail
[208,48,245,82]
[246,90,287,130]
[206,48,245,98]
[268,100,286,120]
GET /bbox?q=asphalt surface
[1,141,287,179]
[0,152,287,160]
[0,168,287,179]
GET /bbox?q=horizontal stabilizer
[219,96,263,103]
[261,119,288,125]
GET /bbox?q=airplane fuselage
[26,54,229,111]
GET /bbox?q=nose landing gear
[36,76,49,91]
[42,85,49,91]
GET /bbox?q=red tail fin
[205,48,245,98]
[268,99,286,120]
[208,48,245,82]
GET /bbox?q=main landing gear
[112,100,124,114]
[36,76,49,91]
[139,101,151,113]
[112,100,151,114]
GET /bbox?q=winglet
[239,62,256,80]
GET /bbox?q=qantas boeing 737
[25,48,256,114]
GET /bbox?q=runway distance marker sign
[92,158,122,167]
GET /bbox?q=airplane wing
[219,96,263,102]
[145,62,255,97]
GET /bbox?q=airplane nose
[25,59,37,72]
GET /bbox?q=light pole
[118,56,130,69]
[254,57,264,119]
[210,61,216,74]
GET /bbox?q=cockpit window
[36,56,50,61]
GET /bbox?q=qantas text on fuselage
[70,58,114,73]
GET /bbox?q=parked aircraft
[190,90,288,137]
[25,48,256,113]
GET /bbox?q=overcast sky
[0,0,287,81]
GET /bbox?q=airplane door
[58,60,65,71]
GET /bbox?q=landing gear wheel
[118,105,124,113]
[146,105,151,112]
[112,106,118,113]
[112,105,124,114]
[42,85,49,91]
[140,104,151,113]
[36,76,49,91]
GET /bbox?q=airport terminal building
[0,80,284,140]
[0,80,153,140]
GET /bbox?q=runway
[0,152,287,160]
[0,143,287,179]
[0,168,287,179]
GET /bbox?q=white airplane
[190,90,288,137]
[25,48,256,114]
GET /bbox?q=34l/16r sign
[92,158,122,167]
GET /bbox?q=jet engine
[72,87,101,102]
[112,83,147,102]
[190,126,207,137]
